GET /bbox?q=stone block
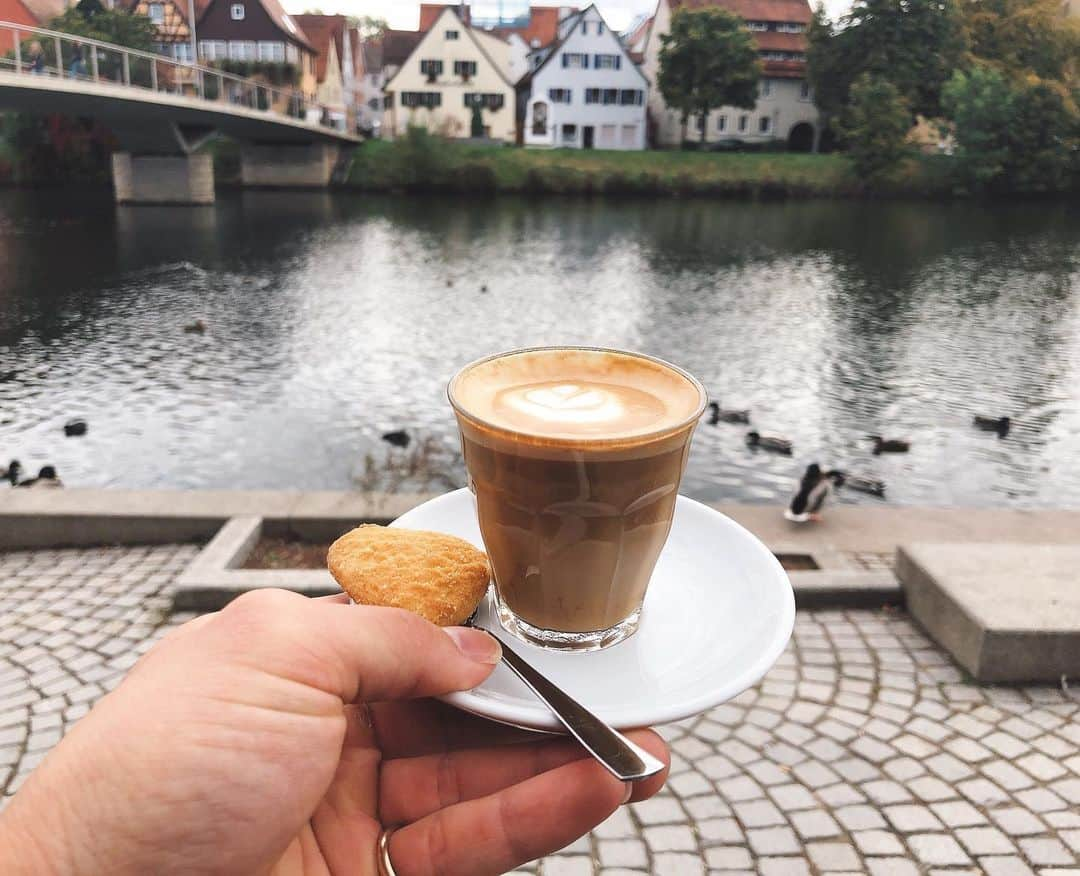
[240,143,338,187]
[112,153,214,205]
[897,543,1080,683]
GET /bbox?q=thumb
[218,590,501,704]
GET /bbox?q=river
[1,189,1079,507]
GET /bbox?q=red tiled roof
[671,0,812,25]
[293,13,346,83]
[381,28,424,68]
[755,30,805,50]
[419,3,570,46]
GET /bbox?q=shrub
[837,74,913,181]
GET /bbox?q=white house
[642,0,820,151]
[383,6,517,142]
[521,5,648,150]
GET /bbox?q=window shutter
[583,54,589,68]
[562,54,568,68]
[615,56,621,70]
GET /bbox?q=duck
[16,465,63,488]
[480,285,489,294]
[974,415,1010,438]
[746,430,793,455]
[2,459,21,486]
[829,471,886,497]
[870,436,909,455]
[708,402,750,425]
[382,430,410,449]
[64,418,88,437]
[784,463,834,523]
[183,319,207,334]
[446,279,454,288]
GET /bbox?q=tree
[963,0,1080,84]
[808,0,967,121]
[942,64,1080,192]
[470,101,484,138]
[48,6,158,52]
[349,15,389,40]
[658,7,760,144]
[837,73,912,179]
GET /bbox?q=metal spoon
[470,619,667,782]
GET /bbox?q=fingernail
[444,627,502,665]
[621,782,633,803]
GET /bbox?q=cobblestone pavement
[3,546,1080,875]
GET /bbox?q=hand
[0,590,668,875]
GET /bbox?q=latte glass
[449,347,707,651]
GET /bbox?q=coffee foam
[451,349,704,442]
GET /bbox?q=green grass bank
[342,137,956,199]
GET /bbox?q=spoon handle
[495,636,666,782]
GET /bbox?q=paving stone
[643,825,696,853]
[597,839,647,869]
[852,829,906,856]
[541,856,592,876]
[789,809,841,840]
[979,856,1038,876]
[650,852,703,875]
[866,858,920,876]
[746,827,800,856]
[805,841,860,871]
[756,857,810,876]
[955,826,1017,856]
[703,846,752,869]
[883,804,944,833]
[908,833,972,866]
[1019,838,1075,866]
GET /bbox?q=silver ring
[377,828,398,876]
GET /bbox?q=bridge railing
[0,20,348,132]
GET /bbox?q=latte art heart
[512,384,626,425]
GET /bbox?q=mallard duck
[974,415,1010,437]
[2,459,21,486]
[746,431,793,455]
[830,471,886,497]
[382,430,410,448]
[785,463,832,523]
[184,319,207,334]
[708,402,750,425]
[16,465,62,488]
[870,436,909,455]
[480,285,489,293]
[64,418,87,437]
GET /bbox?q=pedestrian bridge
[0,20,361,203]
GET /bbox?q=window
[445,29,459,39]
[230,3,244,19]
[695,115,705,133]
[619,89,643,105]
[401,91,441,108]
[776,22,804,32]
[759,116,771,133]
[562,52,588,68]
[147,2,164,24]
[581,20,587,34]
[620,124,636,147]
[593,54,621,69]
[532,100,548,135]
[420,59,443,78]
[746,20,768,30]
[200,40,227,60]
[800,80,811,100]
[453,60,477,78]
[585,88,599,104]
[257,41,285,61]
[717,115,727,132]
[602,88,618,105]
[562,123,577,142]
[286,44,298,63]
[465,93,505,110]
[548,87,571,104]
[760,79,772,98]
[172,42,192,62]
[738,114,748,132]
[228,40,257,60]
[597,21,604,35]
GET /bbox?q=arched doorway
[788,122,814,152]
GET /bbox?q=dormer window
[230,3,244,19]
[148,1,164,23]
[746,20,768,30]
[446,29,459,40]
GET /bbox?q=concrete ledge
[0,490,432,549]
[898,543,1080,683]
[789,571,901,609]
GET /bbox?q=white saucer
[391,489,795,732]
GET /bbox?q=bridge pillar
[239,143,339,188]
[111,153,215,206]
